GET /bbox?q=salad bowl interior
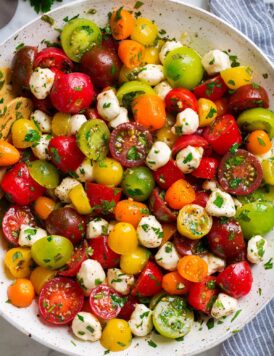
[0,0,273,355]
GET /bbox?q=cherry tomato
[48,136,84,173]
[188,276,218,314]
[207,218,246,261]
[153,159,184,190]
[50,72,94,114]
[246,130,272,155]
[0,140,20,166]
[173,234,208,257]
[115,200,149,228]
[198,98,218,127]
[218,149,263,195]
[89,284,123,320]
[89,235,120,269]
[131,18,158,46]
[165,88,198,114]
[203,114,242,155]
[118,40,145,68]
[110,8,135,40]
[31,95,55,116]
[118,295,139,321]
[172,134,209,156]
[39,277,84,325]
[162,271,192,295]
[59,240,88,277]
[192,191,209,208]
[8,279,35,308]
[216,261,253,298]
[1,162,45,205]
[193,75,228,101]
[220,66,253,89]
[149,188,177,223]
[177,255,208,283]
[34,47,74,72]
[131,261,163,297]
[109,122,153,168]
[191,157,218,179]
[108,222,137,255]
[214,97,229,117]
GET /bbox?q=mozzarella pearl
[107,268,134,295]
[72,312,102,342]
[172,108,199,136]
[77,259,106,295]
[97,89,120,121]
[159,41,183,64]
[128,304,153,337]
[146,141,171,171]
[31,110,51,133]
[247,235,267,264]
[69,114,87,135]
[137,215,163,248]
[176,145,204,173]
[86,218,109,239]
[202,50,231,75]
[211,293,238,320]
[206,189,236,217]
[29,67,55,100]
[18,224,47,247]
[154,80,172,100]
[155,242,180,271]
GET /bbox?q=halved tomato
[172,134,209,156]
[89,235,120,269]
[34,47,74,72]
[149,188,177,223]
[191,157,218,180]
[58,240,88,277]
[153,159,184,190]
[86,183,122,215]
[193,75,228,101]
[165,88,198,113]
[173,234,208,257]
[188,276,218,314]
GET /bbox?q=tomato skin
[173,234,208,257]
[48,136,84,173]
[89,235,120,269]
[191,157,218,179]
[153,159,184,190]
[1,162,45,205]
[0,141,20,166]
[216,261,253,299]
[34,47,74,72]
[172,134,209,156]
[165,88,198,114]
[192,191,209,208]
[131,261,163,297]
[228,84,269,112]
[193,75,228,101]
[149,188,177,223]
[188,276,218,314]
[118,295,139,321]
[203,114,242,155]
[31,95,55,115]
[59,240,88,277]
[50,72,95,114]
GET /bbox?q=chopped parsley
[231,309,242,322]
[77,314,84,322]
[41,15,54,26]
[213,195,224,208]
[257,137,266,146]
[183,152,193,164]
[147,340,157,348]
[12,251,23,262]
[134,1,144,9]
[110,295,127,308]
[127,146,141,161]
[206,107,217,119]
[229,143,239,154]
[264,258,273,270]
[15,43,25,52]
[206,318,214,329]
[228,79,236,86]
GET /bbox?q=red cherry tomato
[131,261,163,297]
[165,88,198,113]
[118,295,139,321]
[85,107,101,120]
[48,136,84,173]
[153,159,184,190]
[31,95,55,115]
[34,47,74,72]
[203,114,242,155]
[193,75,228,101]
[89,235,120,269]
[172,134,209,156]
[2,206,35,246]
[192,191,209,208]
[173,234,208,256]
[191,157,218,179]
[188,276,218,314]
[39,277,84,325]
[50,72,95,114]
[86,183,122,215]
[89,284,123,320]
[1,162,45,205]
[216,261,253,299]
[59,240,88,277]
[149,188,177,223]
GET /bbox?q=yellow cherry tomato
[262,159,274,185]
[30,266,56,294]
[4,247,33,278]
[177,204,213,240]
[131,18,158,46]
[108,222,138,255]
[198,98,218,127]
[220,66,253,89]
[51,112,71,136]
[100,319,132,352]
[144,46,160,64]
[120,246,150,274]
[93,158,123,187]
[69,184,92,215]
[11,119,41,149]
[155,126,177,148]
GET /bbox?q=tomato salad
[1,5,274,352]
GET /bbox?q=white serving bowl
[0,1,273,355]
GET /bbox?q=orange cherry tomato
[162,271,192,295]
[110,8,135,40]
[115,199,149,228]
[132,94,166,131]
[0,140,20,166]
[214,97,229,117]
[118,40,145,69]
[177,255,208,283]
[165,179,196,210]
[246,130,272,155]
[161,223,177,246]
[8,278,35,308]
[34,196,56,220]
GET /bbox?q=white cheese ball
[31,110,51,133]
[159,41,183,64]
[155,242,180,271]
[247,235,267,264]
[86,218,109,239]
[137,215,163,248]
[202,50,231,75]
[202,179,219,191]
[54,177,81,203]
[201,253,226,275]
[211,293,238,320]
[176,145,204,173]
[137,64,164,86]
[72,312,102,342]
[154,80,172,101]
[128,304,153,337]
[172,108,199,136]
[29,67,55,100]
[77,259,106,295]
[109,107,129,129]
[69,114,87,135]
[146,141,171,171]
[97,89,120,121]
[206,188,236,217]
[75,158,93,183]
[107,268,134,295]
[32,134,51,160]
[18,224,47,247]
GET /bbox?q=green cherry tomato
[31,235,73,269]
[61,18,102,62]
[116,81,155,108]
[236,202,274,239]
[28,160,60,189]
[163,47,204,90]
[237,185,274,205]
[121,166,155,201]
[237,108,274,138]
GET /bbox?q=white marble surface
[0,1,220,355]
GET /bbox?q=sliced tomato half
[58,240,88,277]
[172,134,209,156]
[34,47,74,72]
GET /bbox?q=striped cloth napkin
[209,1,274,356]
